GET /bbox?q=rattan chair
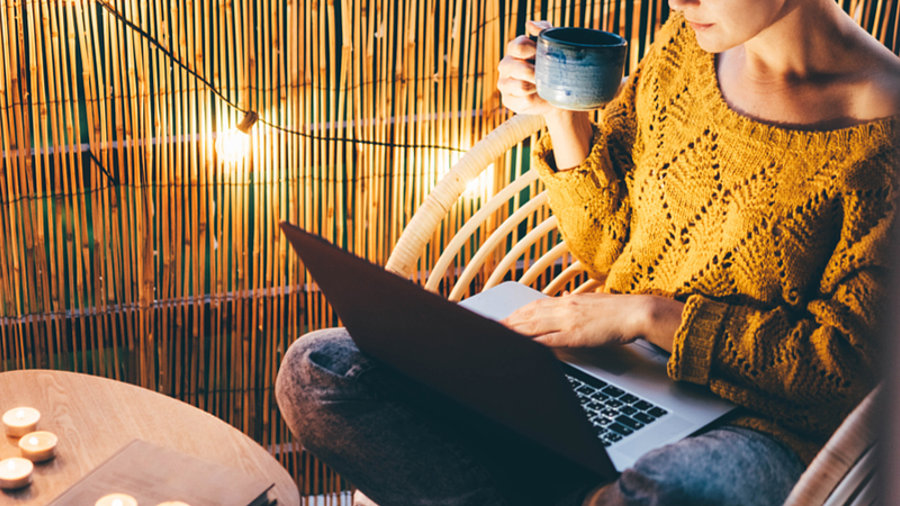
[783,386,880,506]
[383,114,882,506]
[385,113,599,297]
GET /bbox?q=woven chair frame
[385,114,601,301]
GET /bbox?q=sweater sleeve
[669,156,896,438]
[531,15,682,278]
[531,61,642,279]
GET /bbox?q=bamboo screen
[0,0,896,502]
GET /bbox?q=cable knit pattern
[533,11,899,463]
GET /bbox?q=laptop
[280,222,735,487]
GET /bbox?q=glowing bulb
[216,129,251,163]
[216,111,258,163]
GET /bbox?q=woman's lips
[687,20,713,30]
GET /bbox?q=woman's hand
[500,292,685,352]
[498,20,557,117]
[497,21,595,169]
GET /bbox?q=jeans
[275,328,806,505]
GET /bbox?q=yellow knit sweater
[533,12,899,463]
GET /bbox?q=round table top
[0,369,300,505]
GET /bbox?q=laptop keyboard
[565,368,668,447]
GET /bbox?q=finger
[533,331,571,347]
[500,306,532,327]
[499,58,536,83]
[500,315,537,336]
[526,20,553,37]
[502,92,549,113]
[498,55,535,82]
[501,306,537,330]
[500,313,531,332]
[505,298,550,321]
[505,35,537,60]
[505,314,563,337]
[497,77,536,97]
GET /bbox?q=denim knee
[613,426,804,506]
[275,327,375,445]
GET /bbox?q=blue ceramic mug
[535,28,627,110]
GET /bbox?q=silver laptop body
[459,281,736,471]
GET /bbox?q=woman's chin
[692,33,729,55]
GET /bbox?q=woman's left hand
[500,292,685,352]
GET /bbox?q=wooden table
[0,369,300,505]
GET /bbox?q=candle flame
[5,460,14,470]
[112,500,123,506]
[15,409,25,419]
[28,436,38,445]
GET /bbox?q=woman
[276,0,900,503]
[496,0,900,502]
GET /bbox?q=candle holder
[0,457,33,490]
[95,493,139,506]
[2,407,40,437]
[18,430,58,462]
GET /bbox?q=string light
[78,0,467,186]
[216,111,258,163]
[93,0,466,153]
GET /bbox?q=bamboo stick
[0,9,15,342]
[42,0,69,372]
[0,0,26,364]
[25,0,52,371]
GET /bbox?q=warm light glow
[5,461,13,471]
[95,493,137,506]
[15,409,24,419]
[27,436,38,445]
[216,111,258,164]
[215,129,251,163]
[463,164,494,199]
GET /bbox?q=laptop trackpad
[554,345,643,376]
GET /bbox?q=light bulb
[216,129,251,163]
[216,111,258,163]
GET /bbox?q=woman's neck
[736,0,860,86]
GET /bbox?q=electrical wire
[93,0,468,154]
[85,148,118,185]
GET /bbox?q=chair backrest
[385,114,601,300]
[783,386,880,506]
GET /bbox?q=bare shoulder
[854,43,900,120]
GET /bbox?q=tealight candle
[95,493,139,506]
[0,457,33,490]
[18,430,58,462]
[2,407,40,437]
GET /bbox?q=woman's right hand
[498,20,558,117]
[499,21,595,169]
